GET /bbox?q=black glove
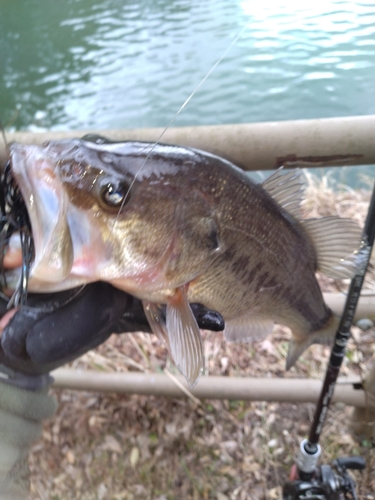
[0,282,224,376]
[0,283,224,499]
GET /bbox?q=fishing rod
[283,180,375,499]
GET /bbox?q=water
[0,0,374,184]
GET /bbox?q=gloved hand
[0,283,224,375]
[0,281,224,499]
[0,282,150,375]
[0,284,144,497]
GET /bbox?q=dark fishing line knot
[0,159,34,307]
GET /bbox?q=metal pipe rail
[51,370,371,408]
[49,292,375,406]
[4,118,375,412]
[2,115,375,172]
[324,291,375,322]
[51,292,375,407]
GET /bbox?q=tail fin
[286,313,340,370]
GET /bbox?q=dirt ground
[29,178,375,500]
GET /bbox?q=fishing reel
[283,456,366,500]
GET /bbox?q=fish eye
[100,181,129,208]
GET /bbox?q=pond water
[0,0,374,185]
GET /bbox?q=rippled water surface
[0,0,374,182]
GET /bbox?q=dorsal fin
[301,217,363,279]
[261,168,305,219]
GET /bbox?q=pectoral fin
[143,301,168,344]
[143,287,204,388]
[166,287,204,388]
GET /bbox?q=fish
[5,136,362,386]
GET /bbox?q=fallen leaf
[268,486,282,499]
[130,446,140,468]
[101,435,122,454]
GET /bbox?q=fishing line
[2,22,246,302]
[0,148,34,307]
[113,22,249,228]
[0,120,8,218]
[0,151,82,310]
[0,120,7,152]
[0,119,40,307]
[0,121,11,294]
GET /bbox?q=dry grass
[29,175,375,500]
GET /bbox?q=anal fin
[224,315,274,342]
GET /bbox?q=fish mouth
[8,142,74,284]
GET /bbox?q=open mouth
[0,158,34,306]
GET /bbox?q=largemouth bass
[5,137,362,386]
